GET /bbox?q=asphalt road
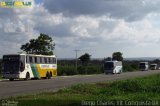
[0,70,160,99]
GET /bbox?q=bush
[86,66,103,74]
[77,66,86,74]
[58,65,103,76]
[58,66,77,76]
[77,65,103,75]
[57,59,104,76]
[130,63,139,70]
[123,63,138,72]
[123,65,135,72]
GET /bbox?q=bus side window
[35,57,37,63]
[53,58,56,64]
[50,58,52,64]
[47,58,49,63]
[44,57,47,63]
[37,57,40,63]
[48,58,50,63]
[50,58,53,63]
[26,56,29,63]
[55,58,57,64]
[32,56,34,63]
[42,57,44,64]
[52,58,54,64]
[29,56,33,63]
[40,57,42,64]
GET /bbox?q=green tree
[112,52,123,61]
[21,33,55,55]
[79,53,91,66]
[105,57,112,61]
[153,59,160,64]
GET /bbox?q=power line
[74,49,80,71]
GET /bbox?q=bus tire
[46,72,51,79]
[50,72,52,77]
[25,72,30,80]
[118,71,121,74]
[9,78,14,81]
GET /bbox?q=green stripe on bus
[31,64,40,78]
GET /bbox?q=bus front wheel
[25,72,30,80]
[46,72,51,79]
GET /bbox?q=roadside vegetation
[2,74,160,106]
[57,52,139,76]
[58,59,104,75]
[123,60,139,72]
[57,59,141,76]
[57,58,160,75]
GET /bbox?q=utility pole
[74,50,80,71]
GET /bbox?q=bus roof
[139,62,148,63]
[150,64,157,65]
[105,60,121,62]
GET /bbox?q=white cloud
[1,0,160,58]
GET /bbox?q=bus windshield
[3,55,20,73]
[104,62,114,70]
[150,64,156,68]
[140,63,145,66]
[139,63,146,69]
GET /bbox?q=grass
[1,74,160,106]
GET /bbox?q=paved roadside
[0,70,160,99]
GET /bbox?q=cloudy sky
[0,0,160,58]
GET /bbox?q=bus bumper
[2,74,20,79]
[104,70,114,74]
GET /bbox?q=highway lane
[0,70,160,99]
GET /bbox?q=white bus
[2,53,57,81]
[150,64,157,70]
[139,62,149,71]
[104,61,122,74]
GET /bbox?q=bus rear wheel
[9,78,14,81]
[50,72,52,77]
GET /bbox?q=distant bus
[104,61,122,74]
[150,64,157,70]
[139,62,149,71]
[2,54,57,81]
